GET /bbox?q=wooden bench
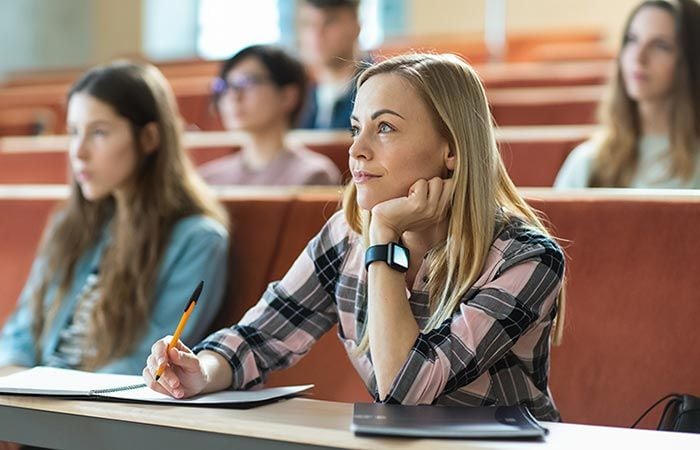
[375,28,609,64]
[488,85,604,126]
[0,125,595,186]
[0,77,605,136]
[478,60,611,89]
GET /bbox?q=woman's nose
[634,43,648,65]
[348,134,371,161]
[70,136,89,161]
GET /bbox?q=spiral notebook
[0,366,312,407]
[352,403,548,439]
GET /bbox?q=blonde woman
[143,54,566,421]
[0,62,229,374]
[556,0,700,188]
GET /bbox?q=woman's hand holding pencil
[143,280,233,398]
[143,336,209,398]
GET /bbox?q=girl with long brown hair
[143,53,565,421]
[0,61,229,374]
[556,0,700,188]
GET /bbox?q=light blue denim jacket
[0,215,229,374]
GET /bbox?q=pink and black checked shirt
[194,210,564,420]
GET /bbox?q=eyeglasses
[212,75,273,96]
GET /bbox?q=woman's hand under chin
[369,177,454,244]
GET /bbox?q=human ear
[139,122,160,154]
[280,85,300,119]
[443,142,456,175]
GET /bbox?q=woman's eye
[349,125,359,137]
[653,41,673,52]
[92,129,107,137]
[378,122,393,133]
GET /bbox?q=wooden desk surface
[1,381,699,449]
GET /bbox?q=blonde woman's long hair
[590,0,700,187]
[343,54,565,353]
[30,61,229,369]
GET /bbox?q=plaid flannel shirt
[194,211,564,420]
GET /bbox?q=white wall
[0,0,92,77]
[93,0,143,63]
[0,0,143,79]
[409,0,484,37]
[142,0,198,61]
[0,0,646,79]
[408,0,642,47]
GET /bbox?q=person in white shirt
[555,0,700,189]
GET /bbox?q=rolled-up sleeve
[381,242,565,404]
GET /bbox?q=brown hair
[304,0,360,14]
[590,0,700,186]
[31,61,228,369]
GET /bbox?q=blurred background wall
[0,0,641,79]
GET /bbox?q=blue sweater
[0,215,229,374]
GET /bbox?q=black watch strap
[365,244,389,271]
[364,242,410,273]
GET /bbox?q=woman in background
[555,0,700,188]
[198,45,341,186]
[0,61,229,374]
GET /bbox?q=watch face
[392,244,409,269]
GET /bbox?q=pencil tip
[192,280,204,301]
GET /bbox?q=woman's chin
[355,192,374,211]
[78,185,107,202]
[355,190,394,212]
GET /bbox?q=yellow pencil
[154,280,204,381]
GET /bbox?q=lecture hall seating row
[0,80,606,138]
[1,185,698,430]
[369,28,613,64]
[0,26,612,137]
[0,56,611,136]
[0,125,596,186]
[1,28,609,88]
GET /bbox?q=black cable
[630,393,679,429]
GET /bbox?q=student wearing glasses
[198,45,342,186]
[144,53,566,421]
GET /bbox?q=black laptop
[351,403,548,439]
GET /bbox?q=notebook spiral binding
[91,383,147,395]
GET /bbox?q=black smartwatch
[364,242,410,273]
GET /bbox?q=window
[191,0,405,61]
[359,0,381,50]
[197,0,281,60]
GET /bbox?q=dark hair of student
[214,45,308,125]
[304,0,360,14]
